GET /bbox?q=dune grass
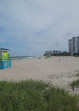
[70,79,79,88]
[76,73,79,77]
[0,80,79,111]
[45,56,52,59]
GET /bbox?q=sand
[0,56,79,94]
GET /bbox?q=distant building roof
[0,48,11,51]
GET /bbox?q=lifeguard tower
[0,48,11,69]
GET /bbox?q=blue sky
[0,0,79,56]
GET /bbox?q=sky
[0,0,79,56]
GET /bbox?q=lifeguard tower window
[5,63,9,66]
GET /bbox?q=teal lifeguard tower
[0,48,11,69]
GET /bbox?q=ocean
[11,56,35,60]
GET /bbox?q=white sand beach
[0,56,79,94]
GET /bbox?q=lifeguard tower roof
[0,48,11,51]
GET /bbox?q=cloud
[0,0,79,55]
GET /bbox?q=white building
[45,50,61,55]
[75,36,79,53]
[68,36,79,54]
[68,39,72,53]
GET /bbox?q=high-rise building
[75,36,79,53]
[68,39,72,53]
[72,37,75,53]
[68,36,79,54]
